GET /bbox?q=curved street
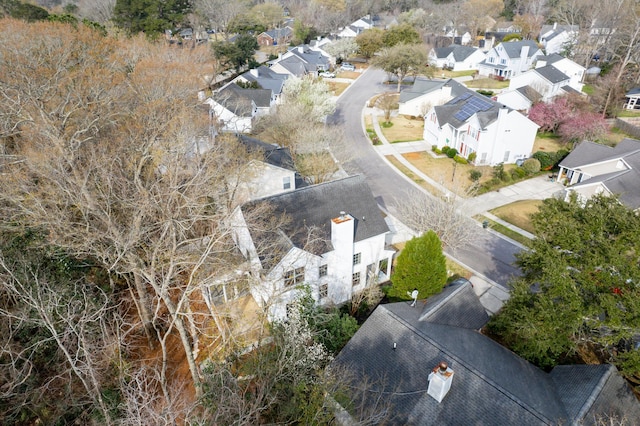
[328,67,523,288]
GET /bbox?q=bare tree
[193,0,249,40]
[395,190,480,253]
[0,19,263,403]
[78,0,116,23]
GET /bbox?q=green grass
[582,84,595,95]
[465,78,510,89]
[385,156,440,196]
[474,215,532,246]
[616,110,640,118]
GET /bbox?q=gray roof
[263,27,292,40]
[559,139,640,169]
[275,57,308,77]
[242,175,389,256]
[537,53,566,65]
[626,87,640,97]
[398,78,466,103]
[286,45,331,68]
[434,89,510,129]
[534,64,570,83]
[500,39,541,58]
[433,45,479,62]
[332,280,640,425]
[215,83,255,117]
[240,66,288,95]
[237,135,295,171]
[416,278,489,329]
[560,139,640,210]
[516,85,542,102]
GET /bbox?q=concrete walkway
[367,104,565,314]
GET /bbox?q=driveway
[328,68,524,288]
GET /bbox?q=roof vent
[427,361,454,403]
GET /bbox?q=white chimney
[427,361,454,403]
[330,212,355,295]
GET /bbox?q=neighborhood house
[231,175,395,320]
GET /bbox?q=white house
[477,40,544,80]
[398,78,467,118]
[624,88,640,110]
[232,175,395,320]
[205,82,274,133]
[336,16,373,38]
[269,45,331,77]
[497,54,586,112]
[428,45,486,71]
[535,53,585,89]
[233,66,288,105]
[539,23,578,55]
[232,135,301,204]
[423,90,539,165]
[557,139,640,211]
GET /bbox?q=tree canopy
[389,230,447,300]
[488,194,640,387]
[371,43,429,92]
[113,0,192,35]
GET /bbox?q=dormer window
[283,176,291,190]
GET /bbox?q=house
[205,82,274,133]
[442,25,472,45]
[269,45,331,77]
[336,16,373,38]
[477,40,544,80]
[428,45,486,71]
[494,86,542,113]
[536,53,586,89]
[624,88,640,110]
[231,135,305,204]
[423,89,539,165]
[557,138,640,211]
[398,78,467,118]
[232,175,395,320]
[233,66,288,105]
[506,65,574,102]
[539,23,578,55]
[331,278,640,425]
[256,27,293,46]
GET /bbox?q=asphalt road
[328,68,522,287]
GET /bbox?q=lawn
[325,81,350,96]
[399,151,497,197]
[377,115,424,142]
[489,200,542,234]
[465,78,510,89]
[384,155,440,196]
[534,132,566,152]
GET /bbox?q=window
[319,264,328,277]
[366,263,376,285]
[503,151,510,162]
[352,272,361,286]
[500,58,506,65]
[353,253,361,265]
[319,283,328,299]
[284,267,305,286]
[283,176,291,190]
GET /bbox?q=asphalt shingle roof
[242,175,389,256]
[501,40,541,58]
[434,89,509,129]
[237,135,295,171]
[398,78,466,103]
[534,64,570,83]
[332,280,640,425]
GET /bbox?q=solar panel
[453,93,494,122]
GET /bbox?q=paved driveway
[328,68,526,288]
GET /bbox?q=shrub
[501,172,512,183]
[441,146,450,155]
[532,151,554,170]
[468,152,477,163]
[446,148,458,158]
[512,167,527,179]
[453,155,468,164]
[492,162,506,180]
[555,149,569,164]
[522,158,541,174]
[469,169,482,182]
[477,89,494,97]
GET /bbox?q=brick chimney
[427,361,455,403]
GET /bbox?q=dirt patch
[489,200,542,233]
[325,81,350,96]
[378,115,424,142]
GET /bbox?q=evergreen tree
[389,230,447,300]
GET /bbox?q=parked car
[340,62,355,71]
[319,71,336,78]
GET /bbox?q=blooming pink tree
[528,97,572,133]
[558,112,609,143]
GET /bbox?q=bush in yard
[532,151,554,170]
[556,149,569,164]
[441,146,450,155]
[492,162,506,181]
[522,158,541,174]
[453,155,467,164]
[468,152,477,163]
[446,148,458,158]
[469,169,482,182]
[431,145,438,152]
[512,167,527,179]
[389,230,447,300]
